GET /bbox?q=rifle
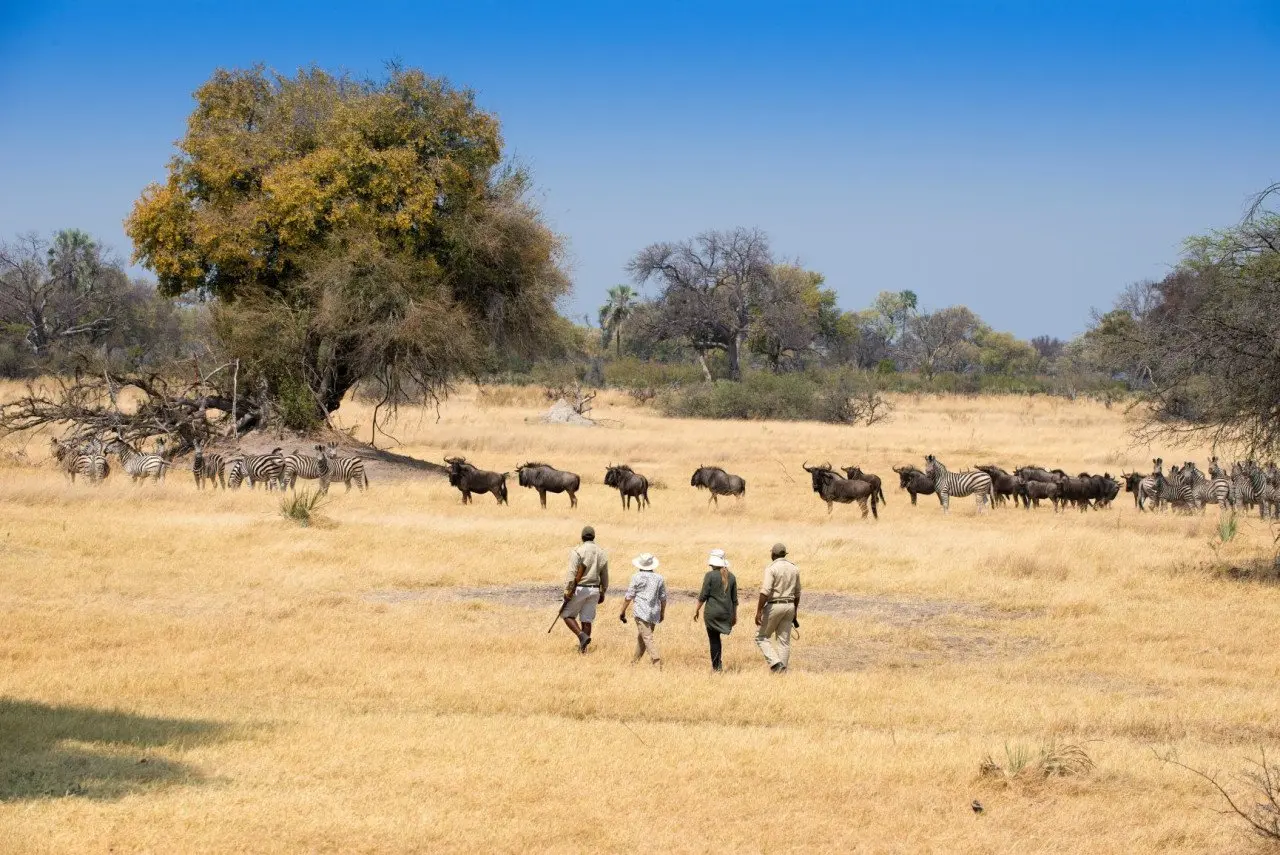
[547,554,588,633]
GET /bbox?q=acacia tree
[126,65,569,428]
[626,228,774,381]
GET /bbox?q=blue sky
[1,1,1276,338]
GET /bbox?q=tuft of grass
[980,741,1095,782]
[279,489,329,528]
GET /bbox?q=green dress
[698,570,738,635]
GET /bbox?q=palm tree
[598,285,638,357]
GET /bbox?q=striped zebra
[923,455,992,513]
[105,438,170,483]
[50,438,109,484]
[242,447,285,490]
[1230,462,1257,512]
[226,458,247,490]
[1183,462,1229,511]
[1162,464,1197,512]
[1140,458,1191,512]
[191,439,226,490]
[1244,463,1280,520]
[282,445,330,493]
[325,442,368,492]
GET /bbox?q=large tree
[626,228,775,381]
[0,230,122,357]
[1087,184,1280,452]
[126,65,569,426]
[902,305,981,379]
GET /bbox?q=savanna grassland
[2,386,1279,854]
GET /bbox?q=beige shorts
[562,586,599,622]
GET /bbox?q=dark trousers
[706,627,723,671]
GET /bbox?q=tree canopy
[126,65,570,425]
[1083,184,1280,452]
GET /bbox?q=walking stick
[546,600,569,633]
[547,560,588,633]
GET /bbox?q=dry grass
[1,384,1277,853]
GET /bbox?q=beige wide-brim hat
[632,553,660,570]
[707,549,729,568]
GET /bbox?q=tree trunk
[696,352,713,382]
[615,328,622,357]
[726,333,744,381]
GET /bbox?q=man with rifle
[557,525,609,653]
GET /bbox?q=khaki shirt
[565,541,609,592]
[760,558,800,602]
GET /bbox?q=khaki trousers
[755,603,794,668]
[634,619,661,663]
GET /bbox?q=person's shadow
[0,697,230,801]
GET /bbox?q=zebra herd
[1125,457,1280,517]
[49,436,370,493]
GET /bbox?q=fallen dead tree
[0,360,270,453]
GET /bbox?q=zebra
[282,445,330,493]
[241,447,285,490]
[1140,457,1191,512]
[1244,463,1280,519]
[1183,461,1229,511]
[51,438,108,484]
[325,442,368,492]
[1230,462,1257,512]
[226,458,247,490]
[1162,464,1197,512]
[192,439,226,490]
[105,437,170,483]
[923,455,993,513]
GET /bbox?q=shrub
[660,372,821,421]
[1160,748,1280,844]
[603,358,705,392]
[280,489,329,528]
[979,741,1095,782]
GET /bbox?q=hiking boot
[578,633,592,653]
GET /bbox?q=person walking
[693,548,738,671]
[619,553,667,666]
[755,543,800,673]
[561,525,609,653]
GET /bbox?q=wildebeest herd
[47,435,1280,520]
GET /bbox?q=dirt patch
[363,584,1040,671]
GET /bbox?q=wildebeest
[804,462,878,518]
[840,466,886,505]
[1122,471,1144,508]
[516,462,581,508]
[604,464,649,511]
[1014,465,1057,485]
[444,457,508,505]
[690,466,746,506]
[1024,479,1063,511]
[892,464,938,506]
[976,465,1020,508]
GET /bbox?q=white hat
[632,553,660,571]
[707,549,729,568]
